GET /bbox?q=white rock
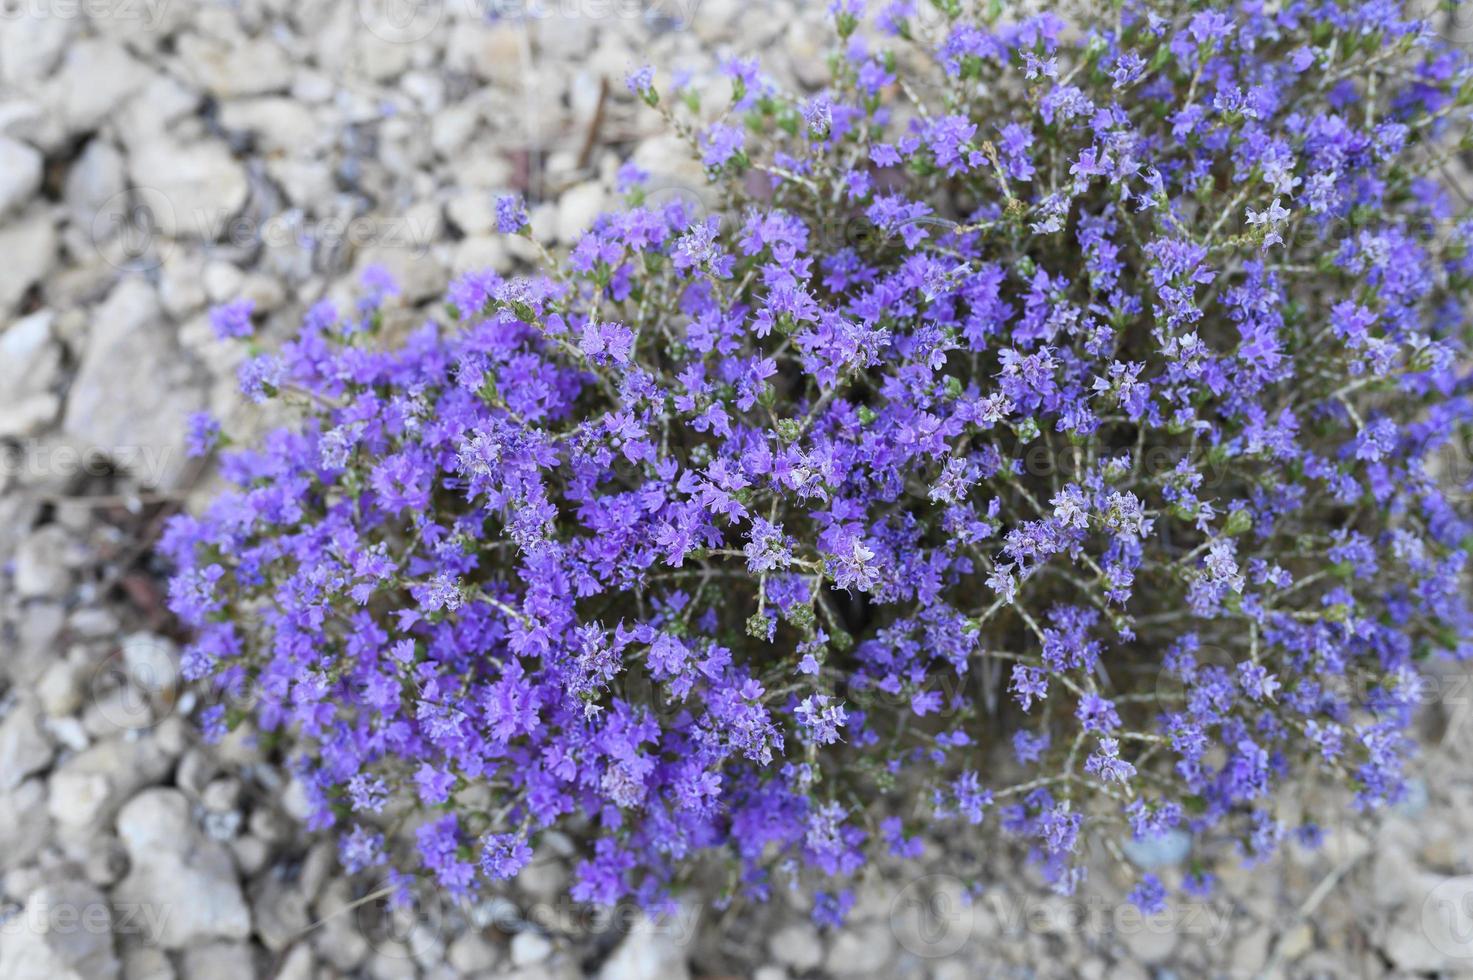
[42,40,149,136]
[355,33,415,82]
[69,607,120,638]
[1121,829,1192,869]
[824,925,895,977]
[218,98,321,154]
[769,922,823,971]
[120,946,174,980]
[446,932,500,974]
[513,852,568,902]
[0,309,61,439]
[0,136,43,218]
[0,10,73,87]
[63,139,126,229]
[180,942,254,980]
[62,280,205,490]
[158,249,208,319]
[120,632,180,697]
[431,102,481,159]
[35,658,83,717]
[510,931,553,967]
[444,24,523,85]
[0,778,51,872]
[126,140,249,241]
[44,716,88,752]
[274,945,314,980]
[0,98,50,147]
[0,209,56,314]
[48,770,112,828]
[47,735,175,836]
[556,181,607,243]
[250,875,310,952]
[311,880,369,971]
[597,911,693,980]
[351,242,445,306]
[6,601,64,687]
[265,158,334,209]
[0,696,53,791]
[112,789,251,949]
[452,236,512,277]
[14,525,76,598]
[0,880,119,980]
[176,33,294,98]
[112,73,201,153]
[445,190,496,237]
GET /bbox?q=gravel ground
[3,2,1473,978]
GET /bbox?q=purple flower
[701,124,745,168]
[163,1,1473,933]
[209,298,255,340]
[626,65,655,97]
[480,833,533,880]
[185,412,221,457]
[496,195,528,234]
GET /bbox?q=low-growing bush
[167,0,1473,923]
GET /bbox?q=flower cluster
[167,0,1473,924]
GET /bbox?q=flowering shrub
[167,0,1473,923]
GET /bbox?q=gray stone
[112,789,251,949]
[180,942,254,980]
[251,874,310,952]
[34,656,83,717]
[825,924,895,977]
[62,280,206,490]
[0,696,54,790]
[0,880,120,980]
[556,181,607,243]
[42,40,149,136]
[0,10,73,87]
[274,945,314,980]
[0,778,51,872]
[47,735,173,839]
[120,946,175,980]
[311,879,369,971]
[0,136,43,219]
[176,33,294,99]
[768,922,823,971]
[0,209,56,314]
[597,911,693,980]
[447,932,500,974]
[13,525,73,599]
[511,931,553,967]
[125,139,249,241]
[120,632,180,701]
[1121,829,1192,870]
[218,98,321,154]
[63,139,126,230]
[4,601,65,687]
